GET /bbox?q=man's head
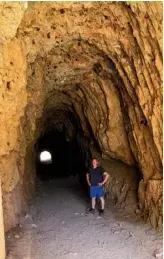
[92,158,99,168]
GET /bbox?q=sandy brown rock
[0,2,25,45]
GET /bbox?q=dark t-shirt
[88,167,105,186]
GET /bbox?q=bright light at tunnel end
[40,151,52,163]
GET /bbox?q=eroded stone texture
[0,2,25,45]
[0,39,28,231]
[0,1,163,233]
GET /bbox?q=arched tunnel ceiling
[0,1,162,172]
[0,0,161,175]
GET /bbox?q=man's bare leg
[87,197,96,214]
[100,197,105,209]
[91,197,96,209]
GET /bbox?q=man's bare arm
[98,172,109,186]
[86,173,91,186]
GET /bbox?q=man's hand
[98,183,103,186]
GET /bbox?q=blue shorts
[90,186,104,198]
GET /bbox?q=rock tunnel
[0,2,163,258]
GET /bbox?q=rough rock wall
[0,2,162,232]
[0,39,28,231]
[0,2,25,45]
[0,2,26,255]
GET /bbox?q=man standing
[86,158,109,216]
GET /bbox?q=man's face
[92,159,98,168]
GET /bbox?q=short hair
[92,158,100,167]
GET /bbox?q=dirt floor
[6,177,163,259]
